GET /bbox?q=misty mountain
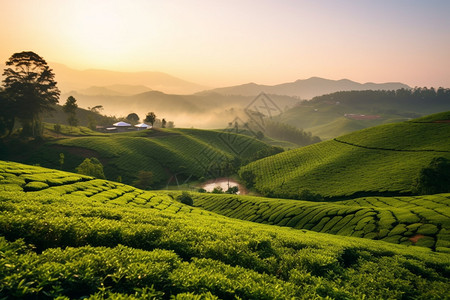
[199,77,410,99]
[49,63,208,95]
[76,84,153,96]
[62,90,299,129]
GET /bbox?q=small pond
[201,178,247,194]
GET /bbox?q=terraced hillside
[5,128,277,186]
[0,161,449,299]
[194,193,450,252]
[240,111,450,199]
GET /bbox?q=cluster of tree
[307,87,450,115]
[122,112,174,128]
[1,51,60,138]
[413,157,450,195]
[263,121,321,146]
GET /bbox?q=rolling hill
[277,88,450,139]
[2,128,278,187]
[0,160,449,299]
[194,193,450,252]
[240,111,450,199]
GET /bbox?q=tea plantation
[9,127,277,186]
[194,193,450,252]
[240,112,450,199]
[1,161,449,299]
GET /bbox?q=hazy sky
[1,0,449,88]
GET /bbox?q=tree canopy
[144,112,156,126]
[63,96,78,127]
[126,113,139,124]
[2,51,60,137]
[76,158,105,179]
[414,157,450,195]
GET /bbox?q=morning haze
[1,1,450,299]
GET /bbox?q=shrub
[298,189,323,202]
[413,157,450,195]
[240,170,255,188]
[177,191,193,206]
[212,186,224,194]
[132,171,154,190]
[226,186,239,194]
[76,158,105,179]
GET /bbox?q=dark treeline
[264,120,321,146]
[307,87,450,115]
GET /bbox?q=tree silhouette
[126,113,139,124]
[144,112,156,126]
[0,88,15,137]
[63,96,78,127]
[2,51,60,137]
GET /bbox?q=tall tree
[144,112,156,127]
[63,96,78,127]
[2,51,60,137]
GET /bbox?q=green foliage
[414,157,450,195]
[226,186,239,194]
[144,112,156,126]
[0,161,449,299]
[177,191,193,206]
[240,170,256,188]
[263,120,321,146]
[53,123,61,134]
[298,189,323,201]
[132,170,153,190]
[76,158,105,179]
[212,186,223,194]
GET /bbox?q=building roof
[113,121,131,127]
[134,123,151,128]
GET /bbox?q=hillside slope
[0,161,449,299]
[277,88,450,139]
[240,112,450,199]
[5,128,277,187]
[194,193,450,252]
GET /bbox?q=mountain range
[199,77,410,99]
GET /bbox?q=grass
[0,160,449,299]
[240,112,450,199]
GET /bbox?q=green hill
[240,112,450,199]
[2,128,277,187]
[0,160,449,299]
[194,193,450,252]
[277,88,450,139]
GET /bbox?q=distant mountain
[199,77,410,99]
[77,84,153,96]
[61,90,298,128]
[49,63,208,95]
